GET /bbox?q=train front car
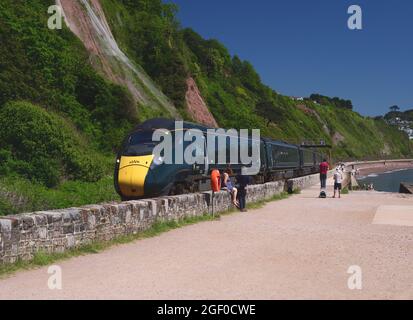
[114,119,176,200]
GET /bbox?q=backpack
[319,191,327,199]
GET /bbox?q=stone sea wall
[0,174,318,264]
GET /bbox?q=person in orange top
[210,169,221,192]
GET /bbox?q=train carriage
[115,118,324,200]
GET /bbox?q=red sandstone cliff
[185,77,218,128]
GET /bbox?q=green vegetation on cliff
[0,0,136,152]
[0,0,133,213]
[0,0,411,215]
[0,101,105,186]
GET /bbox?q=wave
[381,168,412,175]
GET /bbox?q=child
[223,168,239,207]
[333,167,343,198]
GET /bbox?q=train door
[203,133,209,176]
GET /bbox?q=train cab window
[123,131,160,156]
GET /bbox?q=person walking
[333,167,343,198]
[319,158,329,190]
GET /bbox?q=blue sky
[171,0,412,116]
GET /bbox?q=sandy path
[0,179,412,300]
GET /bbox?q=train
[114,118,324,200]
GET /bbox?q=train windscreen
[123,131,159,156]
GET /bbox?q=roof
[132,118,212,133]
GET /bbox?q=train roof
[261,137,300,148]
[131,119,312,150]
[132,118,211,133]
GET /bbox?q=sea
[357,169,413,193]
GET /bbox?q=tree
[310,94,353,110]
[390,105,400,112]
[256,101,284,126]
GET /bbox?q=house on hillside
[386,117,413,140]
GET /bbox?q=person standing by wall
[319,158,329,189]
[236,173,251,212]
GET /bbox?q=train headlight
[152,156,164,166]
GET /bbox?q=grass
[248,191,293,209]
[0,174,120,216]
[341,187,350,195]
[0,191,294,278]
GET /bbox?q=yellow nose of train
[117,155,154,197]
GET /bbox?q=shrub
[0,101,106,187]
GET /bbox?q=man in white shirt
[333,167,343,198]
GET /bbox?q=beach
[348,160,413,177]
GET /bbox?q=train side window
[216,135,227,166]
[192,134,205,162]
[226,136,231,164]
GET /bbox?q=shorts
[334,183,342,191]
[225,182,234,192]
